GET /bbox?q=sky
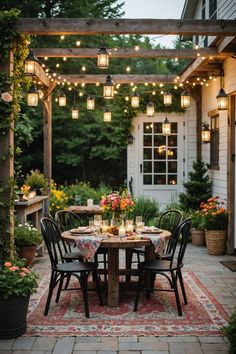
[120,0,186,47]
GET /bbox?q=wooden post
[43,86,53,214]
[227,95,235,254]
[0,51,14,259]
[191,86,202,160]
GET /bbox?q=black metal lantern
[202,123,211,143]
[24,48,39,76]
[146,101,154,117]
[127,134,134,144]
[103,107,112,122]
[103,75,114,99]
[216,88,228,110]
[181,90,191,108]
[71,107,79,119]
[97,47,109,69]
[87,96,95,110]
[58,92,66,106]
[163,90,172,106]
[131,92,140,108]
[162,117,171,136]
[27,85,39,106]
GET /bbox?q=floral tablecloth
[141,233,167,254]
[75,235,106,260]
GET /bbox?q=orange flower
[19,272,27,277]
[21,267,30,273]
[4,262,12,267]
[9,266,19,271]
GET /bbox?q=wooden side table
[14,196,48,255]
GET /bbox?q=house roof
[181,0,199,19]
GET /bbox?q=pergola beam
[16,18,236,36]
[34,47,218,59]
[59,74,176,84]
[35,62,50,87]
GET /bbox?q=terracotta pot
[19,246,37,266]
[205,230,226,255]
[190,228,206,246]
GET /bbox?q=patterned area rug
[26,271,229,337]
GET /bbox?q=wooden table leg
[145,244,155,295]
[108,248,119,306]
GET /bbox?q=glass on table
[125,219,134,233]
[94,214,102,227]
[101,220,109,233]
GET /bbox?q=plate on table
[141,227,163,234]
[70,227,92,235]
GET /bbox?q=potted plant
[24,169,48,195]
[14,223,43,266]
[224,309,236,354]
[0,259,38,338]
[200,196,228,255]
[189,210,206,246]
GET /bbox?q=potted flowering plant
[100,191,135,232]
[24,169,48,195]
[189,210,206,246]
[14,223,43,266]
[0,259,38,338]
[200,196,228,255]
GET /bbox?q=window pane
[154,147,166,160]
[168,135,177,146]
[154,161,166,173]
[154,122,162,133]
[143,123,153,133]
[143,148,152,159]
[143,161,152,173]
[168,175,178,185]
[171,123,177,133]
[143,135,152,146]
[154,135,166,146]
[143,175,152,184]
[154,175,166,185]
[167,148,177,159]
[168,161,177,173]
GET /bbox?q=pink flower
[9,266,19,271]
[4,262,12,267]
[21,267,30,273]
[1,92,13,102]
[19,272,27,277]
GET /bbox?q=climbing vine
[0,9,30,260]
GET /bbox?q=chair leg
[44,271,57,316]
[133,269,143,311]
[171,270,182,316]
[64,274,71,290]
[103,253,107,282]
[79,272,90,318]
[56,274,64,303]
[92,269,103,306]
[178,270,188,304]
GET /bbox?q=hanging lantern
[202,123,211,143]
[103,75,114,99]
[131,92,140,108]
[163,90,172,106]
[27,85,38,106]
[216,88,228,110]
[87,96,95,110]
[71,107,79,119]
[162,117,171,135]
[97,47,109,69]
[24,48,39,76]
[146,101,154,117]
[58,92,66,106]
[181,90,190,108]
[103,107,111,122]
[127,133,134,144]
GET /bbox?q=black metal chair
[40,217,103,318]
[55,210,108,280]
[130,209,183,263]
[133,217,191,316]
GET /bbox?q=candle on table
[118,225,126,237]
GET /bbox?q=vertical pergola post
[0,50,14,259]
[191,86,202,160]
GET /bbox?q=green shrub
[14,223,42,247]
[189,210,205,230]
[25,169,48,190]
[126,197,159,224]
[224,309,236,354]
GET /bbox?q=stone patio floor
[0,243,235,354]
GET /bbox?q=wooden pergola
[1,18,236,253]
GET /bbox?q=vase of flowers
[200,196,228,255]
[100,191,135,233]
[0,260,38,338]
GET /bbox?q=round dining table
[62,230,171,307]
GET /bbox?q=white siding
[218,0,236,19]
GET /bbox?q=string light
[76,40,81,46]
[60,35,65,40]
[126,66,131,72]
[81,65,86,71]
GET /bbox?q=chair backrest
[169,217,191,268]
[40,217,66,267]
[158,210,183,254]
[55,210,80,232]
